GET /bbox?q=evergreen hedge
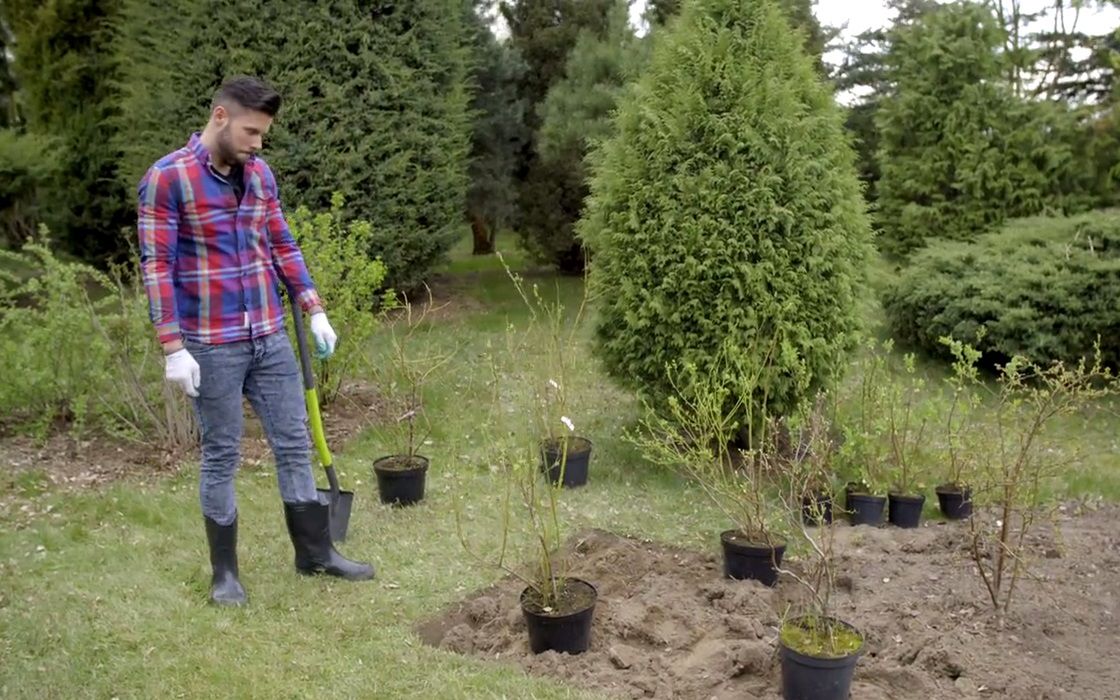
[3,0,132,262]
[112,0,474,293]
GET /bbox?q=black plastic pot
[540,436,592,488]
[936,484,973,520]
[720,530,786,586]
[373,455,428,506]
[846,492,886,526]
[888,492,925,528]
[779,617,864,700]
[843,481,866,506]
[802,490,833,525]
[520,578,597,655]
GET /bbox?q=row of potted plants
[371,434,593,508]
[631,338,1117,699]
[360,282,597,509]
[832,480,972,527]
[829,342,972,530]
[623,349,870,698]
[324,268,1118,700]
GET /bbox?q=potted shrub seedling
[779,393,840,526]
[837,338,893,526]
[775,524,864,700]
[536,375,591,489]
[455,345,597,655]
[935,338,985,519]
[946,338,1119,618]
[371,288,456,506]
[286,194,394,405]
[634,349,790,586]
[510,438,597,654]
[884,352,933,528]
[500,253,593,488]
[776,416,864,700]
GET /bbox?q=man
[137,76,374,607]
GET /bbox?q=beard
[216,126,249,166]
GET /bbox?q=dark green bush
[3,0,133,262]
[0,129,60,245]
[577,0,873,428]
[874,2,1081,257]
[112,0,474,292]
[883,210,1120,368]
[520,1,645,272]
[501,0,616,274]
[465,4,528,255]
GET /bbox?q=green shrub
[3,0,133,262]
[883,209,1120,368]
[0,129,60,245]
[1075,106,1120,209]
[285,194,394,404]
[577,0,873,431]
[112,0,474,294]
[0,233,113,435]
[874,2,1080,257]
[0,229,194,447]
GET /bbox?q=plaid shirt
[137,132,321,345]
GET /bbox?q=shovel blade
[317,488,354,542]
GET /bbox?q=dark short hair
[212,76,282,117]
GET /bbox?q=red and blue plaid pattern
[137,133,321,345]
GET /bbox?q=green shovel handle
[286,289,339,496]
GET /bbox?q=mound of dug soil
[417,507,1120,699]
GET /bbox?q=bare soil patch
[418,506,1120,699]
[0,380,389,520]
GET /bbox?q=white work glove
[165,348,201,397]
[310,312,338,359]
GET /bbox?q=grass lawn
[2,237,1117,698]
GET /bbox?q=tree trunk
[471,212,495,255]
[554,242,586,275]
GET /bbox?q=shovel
[288,293,353,542]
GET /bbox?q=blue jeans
[185,331,319,525]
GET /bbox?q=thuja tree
[3,0,133,262]
[525,0,646,271]
[578,0,873,434]
[646,0,833,74]
[874,1,1078,256]
[465,1,527,255]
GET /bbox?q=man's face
[213,104,272,166]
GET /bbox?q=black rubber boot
[283,501,374,580]
[204,514,247,606]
